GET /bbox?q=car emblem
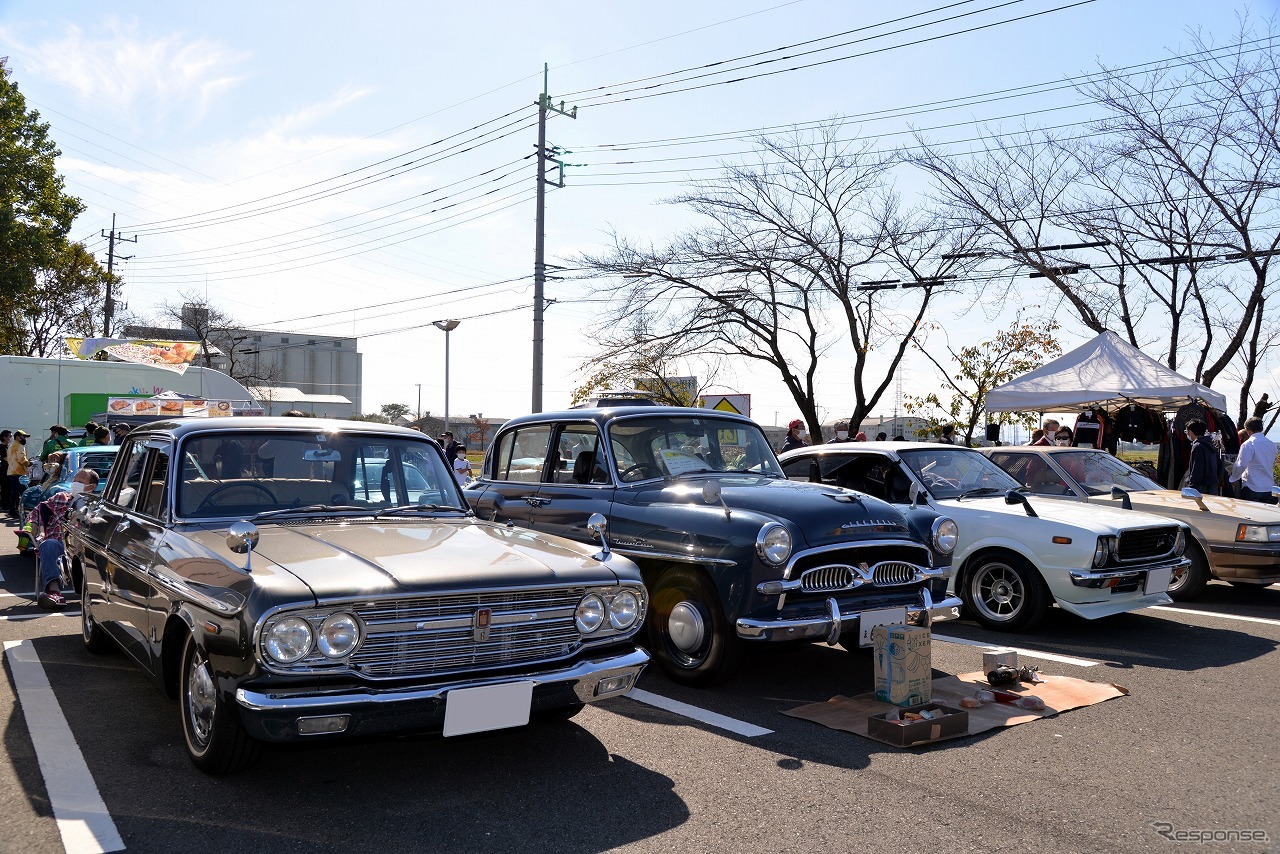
[473,608,492,643]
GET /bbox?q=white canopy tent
[985,331,1227,413]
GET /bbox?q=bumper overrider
[736,586,963,645]
[235,647,649,742]
[1067,556,1190,589]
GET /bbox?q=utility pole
[532,62,576,412]
[415,383,422,423]
[101,214,138,336]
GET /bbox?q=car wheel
[80,591,114,655]
[646,566,741,687]
[1166,541,1210,601]
[963,554,1048,631]
[180,634,260,774]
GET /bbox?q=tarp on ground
[985,331,1227,413]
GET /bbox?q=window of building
[280,337,290,344]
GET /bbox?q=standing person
[1032,419,1059,446]
[828,421,852,443]
[90,427,111,446]
[779,420,808,453]
[0,430,10,521]
[1028,429,1045,446]
[875,432,887,442]
[6,430,31,518]
[439,431,461,461]
[938,424,957,444]
[40,425,74,463]
[79,421,100,446]
[111,423,130,444]
[1184,420,1221,495]
[1230,418,1278,504]
[1053,426,1075,447]
[32,467,99,609]
[451,444,472,487]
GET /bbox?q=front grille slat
[795,546,931,593]
[1116,526,1179,561]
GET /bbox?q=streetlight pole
[415,383,422,424]
[432,320,461,433]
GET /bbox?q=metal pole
[444,330,451,434]
[532,67,548,413]
[415,383,422,423]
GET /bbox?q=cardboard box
[867,702,970,747]
[872,624,932,706]
[982,648,1018,673]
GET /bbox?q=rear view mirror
[304,448,341,462]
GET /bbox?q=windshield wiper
[252,504,369,520]
[672,468,720,478]
[957,487,1003,500]
[375,503,469,517]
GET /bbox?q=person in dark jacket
[779,420,808,453]
[1185,420,1220,495]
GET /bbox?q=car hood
[1124,490,1280,523]
[185,518,628,601]
[637,476,914,548]
[940,493,1181,534]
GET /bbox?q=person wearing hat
[779,419,808,454]
[40,425,74,463]
[6,430,32,517]
[111,423,130,443]
[828,421,853,443]
[439,431,461,462]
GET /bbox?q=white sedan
[780,442,1192,631]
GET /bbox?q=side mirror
[1180,487,1208,511]
[586,513,610,561]
[1110,486,1133,510]
[702,480,731,520]
[226,520,260,570]
[908,481,920,509]
[1004,489,1039,517]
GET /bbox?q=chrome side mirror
[1110,486,1133,510]
[587,513,610,561]
[702,479,731,520]
[1180,487,1208,511]
[226,520,260,570]
[908,481,920,509]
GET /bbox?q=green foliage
[379,403,411,422]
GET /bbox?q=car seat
[573,450,605,484]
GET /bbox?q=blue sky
[0,0,1272,425]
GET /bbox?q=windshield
[176,431,460,518]
[606,415,784,482]
[1052,450,1162,495]
[898,448,1021,500]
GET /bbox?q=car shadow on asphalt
[8,634,689,854]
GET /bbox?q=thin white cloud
[3,19,247,118]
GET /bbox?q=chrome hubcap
[974,564,1023,620]
[667,601,706,653]
[187,654,216,746]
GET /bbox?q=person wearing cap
[778,419,808,454]
[111,423,130,443]
[440,431,461,461]
[41,425,75,463]
[6,430,32,517]
[828,421,852,443]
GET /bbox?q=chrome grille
[800,565,855,592]
[348,589,586,678]
[1116,526,1179,562]
[872,562,919,586]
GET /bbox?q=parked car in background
[982,445,1280,600]
[780,442,1191,631]
[18,444,119,523]
[465,403,961,687]
[67,418,649,774]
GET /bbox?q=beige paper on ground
[783,672,1129,747]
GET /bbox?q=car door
[530,422,615,542]
[105,440,167,670]
[468,423,555,526]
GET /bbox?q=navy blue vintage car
[465,404,961,686]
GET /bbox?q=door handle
[115,519,131,533]
[524,496,551,507]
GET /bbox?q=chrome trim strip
[613,547,736,567]
[736,593,963,642]
[235,647,650,711]
[1069,557,1190,587]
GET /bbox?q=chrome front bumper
[735,588,963,645]
[1068,556,1190,588]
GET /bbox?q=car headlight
[931,517,959,554]
[608,589,642,630]
[576,594,606,633]
[316,613,361,658]
[1236,524,1280,543]
[1093,536,1115,567]
[756,523,792,565]
[264,616,313,663]
[1173,528,1186,555]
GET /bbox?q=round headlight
[756,523,792,565]
[317,613,361,658]
[576,594,606,633]
[265,616,313,664]
[609,589,641,630]
[931,517,959,554]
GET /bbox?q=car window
[137,450,170,519]
[1058,450,1161,494]
[491,426,552,482]
[782,458,817,481]
[898,448,1021,499]
[78,451,118,493]
[606,416,782,482]
[110,442,150,510]
[549,424,608,485]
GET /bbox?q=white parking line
[626,688,774,737]
[931,634,1103,667]
[4,640,125,854]
[0,612,80,622]
[1146,605,1280,627]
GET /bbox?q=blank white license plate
[442,682,534,737]
[858,606,908,647]
[1145,567,1173,595]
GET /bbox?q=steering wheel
[923,473,960,489]
[619,463,660,482]
[195,482,278,512]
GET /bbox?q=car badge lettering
[473,608,492,642]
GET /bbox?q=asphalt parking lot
[1,551,1277,854]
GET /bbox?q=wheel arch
[957,540,1043,591]
[162,608,200,700]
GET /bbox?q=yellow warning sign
[699,394,750,417]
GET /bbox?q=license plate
[858,606,908,647]
[443,682,534,737]
[1144,567,1173,595]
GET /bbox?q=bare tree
[571,316,722,407]
[580,126,979,441]
[154,293,284,389]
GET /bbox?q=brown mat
[783,672,1129,747]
